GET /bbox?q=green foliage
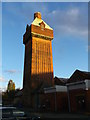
[7,80,15,92]
[2,92,8,100]
[2,87,21,106]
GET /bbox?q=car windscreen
[2,109,12,118]
[12,110,25,117]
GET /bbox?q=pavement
[21,108,90,119]
[26,112,90,119]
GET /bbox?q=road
[26,112,90,120]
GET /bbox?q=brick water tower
[23,12,54,108]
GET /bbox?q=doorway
[76,95,86,112]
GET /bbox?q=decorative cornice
[31,32,53,40]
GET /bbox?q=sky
[0,2,88,90]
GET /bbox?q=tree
[7,80,15,92]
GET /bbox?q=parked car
[1,107,40,120]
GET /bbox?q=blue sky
[1,2,88,90]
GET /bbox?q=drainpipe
[67,86,71,112]
[55,91,57,112]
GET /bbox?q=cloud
[0,86,7,92]
[4,69,21,74]
[67,8,79,17]
[0,76,7,82]
[0,76,7,92]
[3,3,88,38]
[85,45,90,52]
[46,6,88,38]
[0,64,2,68]
[88,45,90,51]
[2,2,48,27]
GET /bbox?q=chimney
[34,12,41,19]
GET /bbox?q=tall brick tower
[23,12,54,108]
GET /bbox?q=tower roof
[32,13,53,30]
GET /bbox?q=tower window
[40,21,45,31]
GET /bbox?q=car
[1,107,40,120]
[1,107,29,120]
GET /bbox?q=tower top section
[32,12,53,30]
[34,12,41,19]
[23,12,53,44]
